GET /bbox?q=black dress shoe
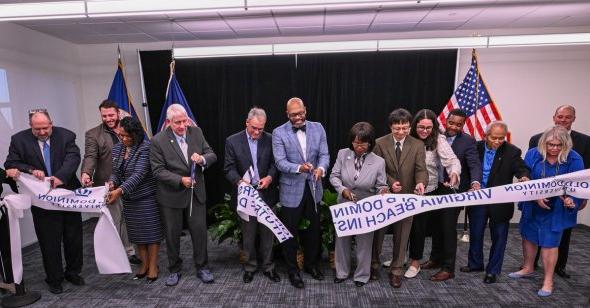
[65,274,85,286]
[460,266,484,273]
[263,270,281,282]
[288,273,304,289]
[128,255,142,265]
[354,281,365,287]
[147,275,159,283]
[483,273,497,284]
[334,277,346,283]
[370,268,380,281]
[303,268,324,281]
[243,271,254,283]
[48,283,63,294]
[555,268,570,279]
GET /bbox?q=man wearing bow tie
[272,97,330,289]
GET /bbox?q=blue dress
[518,148,584,248]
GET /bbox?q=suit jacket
[150,126,217,208]
[477,141,529,222]
[4,127,81,190]
[224,130,278,209]
[272,120,330,208]
[373,135,428,194]
[81,123,118,186]
[110,140,156,202]
[529,130,590,168]
[329,149,388,203]
[446,132,482,192]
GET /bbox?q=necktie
[43,141,52,176]
[179,137,189,163]
[292,125,306,133]
[395,141,401,164]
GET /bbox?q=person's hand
[560,196,576,209]
[580,200,588,211]
[31,170,45,180]
[191,153,204,165]
[470,182,481,191]
[536,198,551,210]
[257,176,272,189]
[391,181,402,193]
[444,173,459,189]
[299,162,313,173]
[81,173,93,187]
[5,168,20,179]
[342,189,356,201]
[50,176,63,188]
[378,187,390,195]
[181,177,193,188]
[312,168,323,181]
[238,179,250,186]
[107,181,115,191]
[107,188,123,205]
[518,176,530,182]
[414,183,425,195]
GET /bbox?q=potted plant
[207,194,246,263]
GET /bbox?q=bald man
[5,110,83,294]
[529,105,590,278]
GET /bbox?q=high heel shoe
[133,272,147,280]
[146,275,158,283]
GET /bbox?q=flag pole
[136,49,153,137]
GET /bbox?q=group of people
[2,97,588,298]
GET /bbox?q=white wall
[0,22,87,246]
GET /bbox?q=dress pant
[31,206,83,286]
[372,217,413,276]
[241,217,274,272]
[281,184,321,274]
[429,185,460,273]
[161,201,208,273]
[335,232,374,283]
[466,205,509,275]
[108,198,135,256]
[534,227,572,270]
[0,205,14,283]
[408,188,442,261]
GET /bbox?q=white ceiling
[2,0,590,44]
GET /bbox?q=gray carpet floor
[5,220,590,307]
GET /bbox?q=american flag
[438,49,504,141]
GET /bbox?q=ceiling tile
[95,33,157,43]
[149,32,197,41]
[234,27,279,37]
[117,14,171,22]
[28,23,99,36]
[421,6,485,23]
[274,12,324,28]
[325,11,375,26]
[280,26,324,36]
[415,21,463,31]
[176,18,230,32]
[191,30,237,39]
[130,21,186,33]
[369,23,415,32]
[553,15,590,27]
[225,15,276,29]
[372,9,429,24]
[459,4,539,29]
[324,24,368,34]
[79,22,143,35]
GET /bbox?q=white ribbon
[236,168,293,243]
[3,174,131,284]
[330,169,590,237]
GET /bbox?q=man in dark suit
[272,97,330,289]
[4,110,83,294]
[460,121,529,283]
[80,99,139,265]
[529,105,590,278]
[150,103,217,286]
[224,107,280,284]
[371,108,428,288]
[423,108,482,282]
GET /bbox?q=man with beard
[4,109,83,294]
[80,100,140,265]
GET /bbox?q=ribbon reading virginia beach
[236,168,293,243]
[3,174,131,284]
[331,169,590,237]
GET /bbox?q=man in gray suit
[224,107,280,284]
[80,99,139,265]
[150,103,217,286]
[272,97,330,289]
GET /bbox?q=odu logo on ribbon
[74,188,92,197]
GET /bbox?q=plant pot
[329,250,335,269]
[296,249,304,270]
[239,248,247,264]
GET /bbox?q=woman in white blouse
[404,109,461,279]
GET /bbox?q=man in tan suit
[81,99,139,264]
[371,108,428,288]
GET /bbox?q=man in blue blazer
[272,97,329,289]
[224,107,280,284]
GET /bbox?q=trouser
[108,198,136,256]
[408,188,443,261]
[466,205,509,275]
[335,232,374,283]
[534,227,572,270]
[31,206,83,286]
[161,202,208,273]
[372,217,413,276]
[241,217,275,272]
[0,205,14,283]
[429,185,461,273]
[281,184,321,274]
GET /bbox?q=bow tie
[292,125,306,133]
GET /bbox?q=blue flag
[108,59,142,121]
[157,63,197,132]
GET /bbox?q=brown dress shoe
[388,273,402,288]
[370,268,380,281]
[430,270,454,282]
[421,260,441,270]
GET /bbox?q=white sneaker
[404,265,420,278]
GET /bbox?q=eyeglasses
[416,125,433,131]
[287,111,306,119]
[546,142,563,149]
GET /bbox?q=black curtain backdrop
[140,49,457,206]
